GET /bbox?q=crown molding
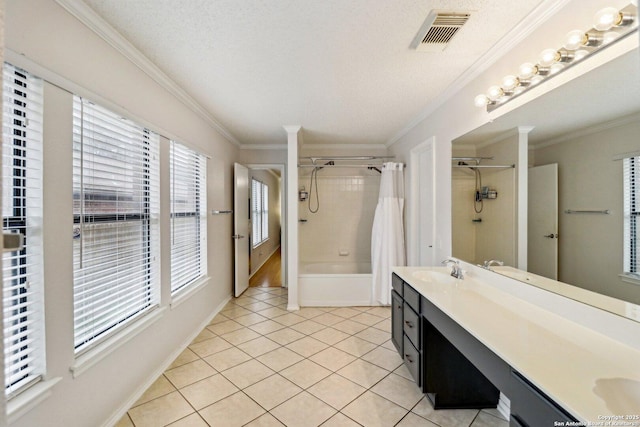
[239,144,288,150]
[300,143,389,151]
[54,0,241,147]
[385,0,572,148]
[282,125,302,134]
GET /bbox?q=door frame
[246,163,287,287]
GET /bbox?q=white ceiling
[80,0,547,146]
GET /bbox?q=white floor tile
[341,391,408,427]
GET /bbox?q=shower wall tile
[300,175,380,264]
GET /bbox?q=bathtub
[299,262,381,307]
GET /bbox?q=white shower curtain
[371,162,406,305]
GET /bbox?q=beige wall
[5,1,238,426]
[534,116,640,304]
[249,169,281,275]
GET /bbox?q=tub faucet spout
[441,258,463,279]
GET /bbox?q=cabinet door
[510,370,577,426]
[403,335,421,385]
[391,290,403,354]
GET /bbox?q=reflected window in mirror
[623,155,639,280]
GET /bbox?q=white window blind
[251,179,269,248]
[2,63,45,396]
[623,155,638,276]
[170,141,207,294]
[72,96,160,353]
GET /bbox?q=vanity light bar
[474,3,638,111]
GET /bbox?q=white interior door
[234,163,250,297]
[410,140,435,266]
[528,163,558,279]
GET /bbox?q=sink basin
[411,270,458,285]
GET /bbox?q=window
[72,97,160,353]
[624,155,638,277]
[2,63,45,396]
[170,141,207,294]
[251,178,269,247]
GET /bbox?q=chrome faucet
[482,259,504,269]
[441,258,463,279]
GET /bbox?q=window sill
[620,273,640,286]
[70,306,167,378]
[7,377,62,424]
[171,276,211,309]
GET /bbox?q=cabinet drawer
[403,303,420,347]
[392,273,404,296]
[403,334,421,385]
[403,282,420,312]
[510,370,577,426]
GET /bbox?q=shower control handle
[544,233,558,239]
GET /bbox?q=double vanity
[391,263,640,426]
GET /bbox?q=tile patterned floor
[116,287,509,427]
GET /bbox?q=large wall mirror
[452,45,640,321]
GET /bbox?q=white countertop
[393,266,640,423]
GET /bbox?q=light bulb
[501,75,519,91]
[518,62,538,79]
[487,85,504,101]
[564,30,587,50]
[513,86,526,95]
[474,94,489,108]
[594,7,621,31]
[539,48,559,67]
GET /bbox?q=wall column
[517,126,534,269]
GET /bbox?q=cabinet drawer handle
[404,320,413,328]
[405,354,413,363]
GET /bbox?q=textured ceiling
[81,0,547,146]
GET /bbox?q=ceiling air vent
[414,11,471,52]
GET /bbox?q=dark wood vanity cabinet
[390,272,579,425]
[391,273,422,387]
[509,371,577,427]
[391,290,403,354]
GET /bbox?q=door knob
[544,233,558,238]
[232,234,245,239]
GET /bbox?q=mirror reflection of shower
[453,157,512,214]
[452,154,516,266]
